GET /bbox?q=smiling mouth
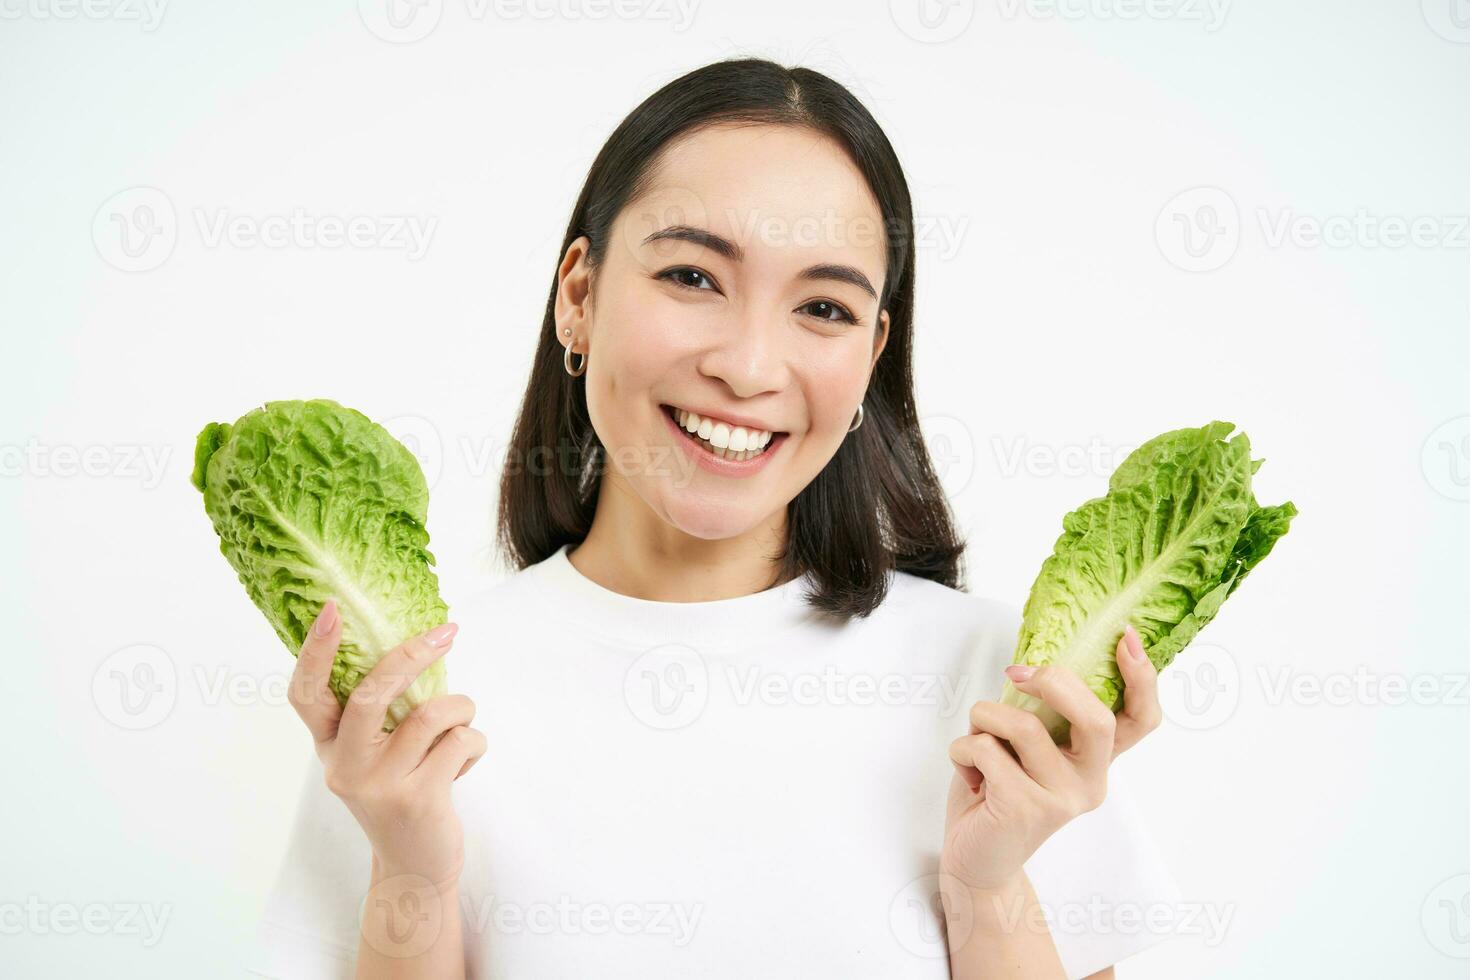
[661,404,785,462]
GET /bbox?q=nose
[696,304,790,399]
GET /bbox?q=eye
[658,267,719,292]
[800,299,858,325]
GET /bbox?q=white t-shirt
[251,544,1179,979]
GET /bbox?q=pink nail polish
[312,600,338,637]
[1005,664,1035,682]
[424,623,458,647]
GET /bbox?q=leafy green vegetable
[1000,421,1296,741]
[191,399,448,731]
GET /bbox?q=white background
[2,1,1467,976]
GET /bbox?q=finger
[337,623,458,749]
[382,695,477,774]
[1113,625,1162,757]
[288,599,343,743]
[968,701,1071,789]
[949,733,1027,798]
[1004,663,1116,770]
[415,725,487,784]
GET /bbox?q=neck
[568,474,792,603]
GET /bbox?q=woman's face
[555,122,891,543]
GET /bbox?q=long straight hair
[496,57,967,620]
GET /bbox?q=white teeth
[672,407,776,461]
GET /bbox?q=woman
[256,58,1177,979]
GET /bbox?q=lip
[661,404,788,477]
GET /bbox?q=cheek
[585,298,684,427]
[801,347,872,432]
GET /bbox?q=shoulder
[447,556,551,618]
[883,569,1021,636]
[880,572,1022,697]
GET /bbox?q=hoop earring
[848,402,864,433]
[563,329,587,378]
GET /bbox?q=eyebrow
[642,224,879,302]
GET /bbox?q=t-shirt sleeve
[963,595,1181,978]
[248,755,373,979]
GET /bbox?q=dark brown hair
[495,57,967,620]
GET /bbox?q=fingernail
[424,623,458,647]
[1005,664,1035,682]
[312,600,338,638]
[1124,625,1145,660]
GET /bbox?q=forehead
[632,122,888,269]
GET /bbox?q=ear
[554,235,594,347]
[869,308,890,370]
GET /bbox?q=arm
[944,626,1163,979]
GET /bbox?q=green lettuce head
[1001,421,1296,741]
[191,399,448,731]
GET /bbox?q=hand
[287,599,487,888]
[940,625,1162,893]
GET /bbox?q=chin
[659,492,760,541]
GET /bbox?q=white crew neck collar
[528,543,823,648]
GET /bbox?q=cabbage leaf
[191,399,448,731]
[1000,421,1295,741]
